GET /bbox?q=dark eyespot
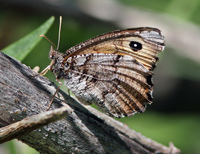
[129,41,142,51]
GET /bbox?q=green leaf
[2,16,55,61]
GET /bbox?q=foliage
[2,17,54,61]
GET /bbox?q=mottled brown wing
[50,27,165,117]
[63,27,165,71]
[64,54,153,118]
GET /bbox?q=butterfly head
[49,46,65,79]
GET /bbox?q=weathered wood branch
[0,105,72,144]
[0,51,180,153]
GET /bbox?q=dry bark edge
[0,51,180,153]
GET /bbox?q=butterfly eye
[129,41,142,51]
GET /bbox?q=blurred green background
[0,0,200,153]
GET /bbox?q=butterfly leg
[30,64,50,77]
[67,89,71,97]
[32,59,55,77]
[46,79,62,110]
[32,66,40,73]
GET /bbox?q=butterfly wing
[50,27,165,117]
[64,27,165,71]
[64,54,153,118]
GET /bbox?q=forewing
[64,27,165,71]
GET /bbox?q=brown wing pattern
[50,27,165,117]
[64,27,165,71]
[64,54,153,117]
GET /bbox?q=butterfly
[45,25,165,118]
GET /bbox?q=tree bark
[0,51,180,153]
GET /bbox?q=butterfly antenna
[56,16,62,51]
[39,35,57,49]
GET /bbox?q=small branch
[0,106,72,144]
[0,51,180,153]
